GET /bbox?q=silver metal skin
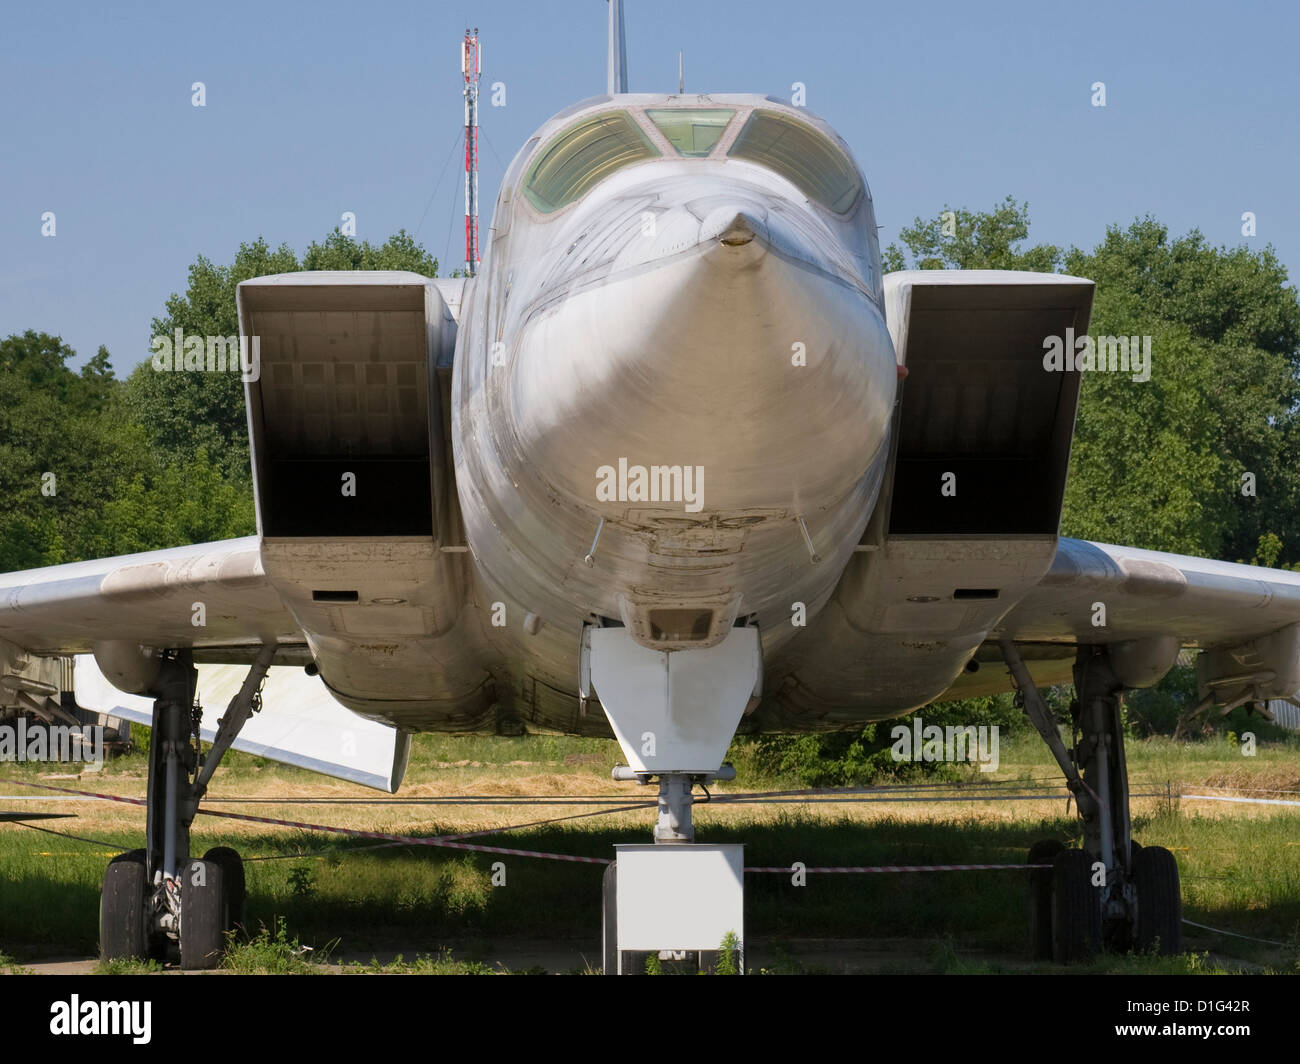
[453,93,894,730]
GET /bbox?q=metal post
[601,862,618,975]
[607,0,628,94]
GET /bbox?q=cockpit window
[646,109,734,157]
[524,111,659,213]
[727,110,862,214]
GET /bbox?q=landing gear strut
[611,765,737,844]
[1002,642,1182,962]
[99,646,273,969]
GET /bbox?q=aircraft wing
[0,538,419,790]
[947,538,1300,709]
[0,536,303,660]
[999,538,1300,648]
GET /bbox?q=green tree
[123,229,440,481]
[81,447,254,558]
[883,195,1062,273]
[0,333,181,569]
[301,228,438,274]
[122,238,298,483]
[1063,219,1300,562]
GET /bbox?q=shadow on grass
[4,811,1299,970]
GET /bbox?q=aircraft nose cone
[708,208,765,248]
[720,217,755,245]
[511,204,896,515]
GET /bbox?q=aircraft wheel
[203,846,247,934]
[1027,839,1065,960]
[179,858,226,970]
[100,849,148,962]
[1133,845,1182,955]
[1051,849,1101,963]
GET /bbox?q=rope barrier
[4,776,1297,879]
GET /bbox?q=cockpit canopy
[646,108,733,157]
[727,110,861,215]
[524,111,660,213]
[522,105,862,216]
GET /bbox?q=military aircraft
[3,0,1298,969]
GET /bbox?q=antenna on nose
[607,0,628,94]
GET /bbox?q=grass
[221,916,332,974]
[2,725,1299,972]
[342,951,504,975]
[0,949,33,975]
[93,957,163,975]
[924,938,1288,975]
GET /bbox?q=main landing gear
[100,647,271,969]
[1002,642,1182,963]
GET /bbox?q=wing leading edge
[0,537,303,660]
[945,538,1300,709]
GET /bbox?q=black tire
[100,850,148,962]
[1027,839,1065,960]
[203,846,247,934]
[179,858,226,970]
[1051,849,1102,963]
[1133,845,1182,955]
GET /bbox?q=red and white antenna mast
[461,28,481,277]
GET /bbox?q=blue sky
[2,0,1297,373]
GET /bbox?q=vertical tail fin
[607,0,628,94]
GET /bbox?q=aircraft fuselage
[451,94,896,728]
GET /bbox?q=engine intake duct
[880,270,1095,537]
[237,272,454,538]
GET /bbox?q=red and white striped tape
[748,863,1051,873]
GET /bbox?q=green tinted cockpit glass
[727,110,862,214]
[646,108,735,157]
[524,111,660,213]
